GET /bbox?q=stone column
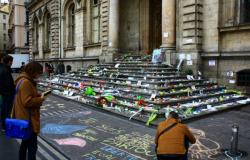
[106,0,119,62]
[161,0,176,65]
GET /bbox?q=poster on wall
[208,60,216,66]
[187,60,193,66]
[152,49,164,63]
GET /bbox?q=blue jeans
[0,95,14,129]
[19,132,38,160]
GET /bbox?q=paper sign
[109,42,112,47]
[179,54,185,60]
[229,80,235,84]
[150,94,156,100]
[187,60,193,66]
[163,32,169,38]
[209,60,216,66]
[137,81,142,85]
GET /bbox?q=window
[3,15,6,19]
[25,31,29,46]
[68,4,75,47]
[3,44,6,50]
[3,34,6,41]
[240,0,250,24]
[33,18,39,52]
[91,0,101,43]
[25,11,29,25]
[3,23,6,30]
[44,12,51,49]
[237,70,250,86]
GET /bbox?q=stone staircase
[38,55,250,126]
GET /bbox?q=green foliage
[181,68,193,75]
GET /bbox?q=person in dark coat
[0,54,4,106]
[20,62,26,73]
[56,62,65,74]
[0,55,15,131]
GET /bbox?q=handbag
[5,79,32,140]
[155,122,178,153]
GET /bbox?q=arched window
[237,69,250,86]
[91,0,101,43]
[33,17,39,52]
[240,0,250,24]
[44,12,51,50]
[68,4,75,47]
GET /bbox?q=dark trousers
[0,95,14,129]
[157,154,185,160]
[19,132,38,160]
[157,139,190,160]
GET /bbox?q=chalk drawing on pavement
[78,118,126,135]
[73,129,99,142]
[54,138,87,147]
[102,132,155,157]
[189,128,221,160]
[62,111,92,119]
[82,145,146,160]
[41,123,87,135]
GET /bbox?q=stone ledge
[219,24,250,32]
[83,43,101,48]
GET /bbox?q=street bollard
[230,124,239,156]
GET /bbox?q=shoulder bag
[5,79,32,140]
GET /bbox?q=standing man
[155,111,196,160]
[0,54,4,106]
[0,55,15,131]
[20,62,26,73]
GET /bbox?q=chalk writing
[78,118,125,135]
[41,123,87,134]
[63,111,92,118]
[82,152,114,160]
[73,129,98,142]
[81,145,141,160]
[189,128,221,160]
[102,132,155,157]
[54,138,87,147]
[100,145,140,160]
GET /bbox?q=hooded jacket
[155,118,196,155]
[12,73,43,133]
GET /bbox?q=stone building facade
[28,0,250,92]
[0,3,9,54]
[8,0,30,55]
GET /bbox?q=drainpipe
[59,0,62,59]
